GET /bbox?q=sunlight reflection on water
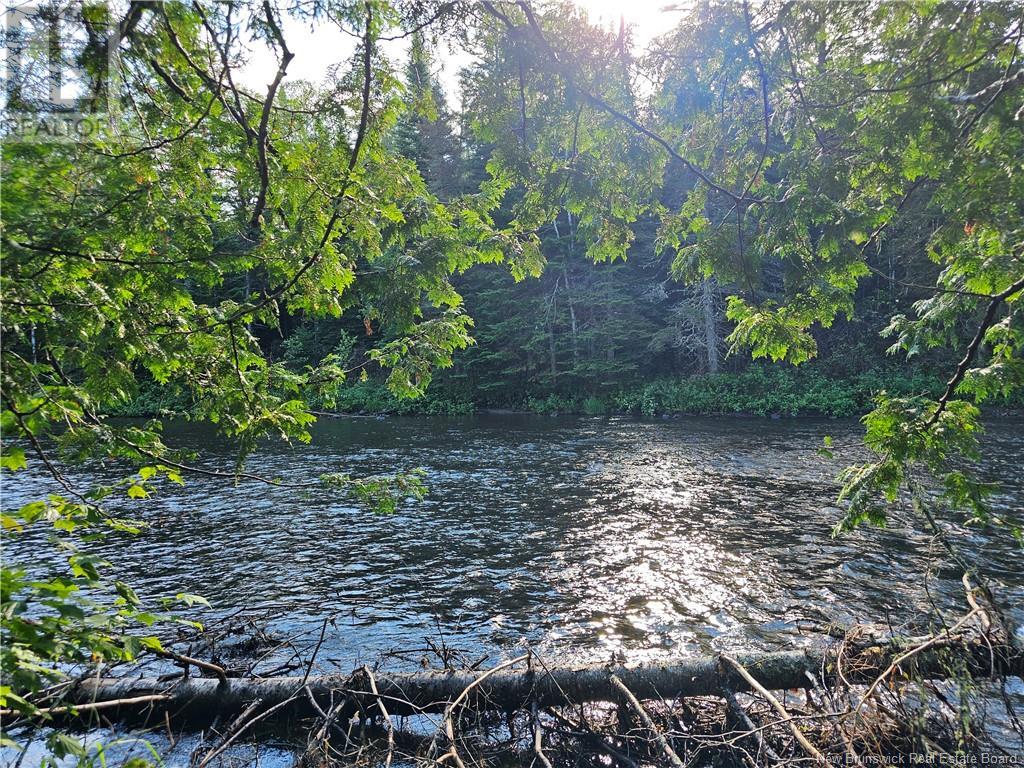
[3,414,1022,671]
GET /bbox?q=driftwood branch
[720,675,782,764]
[152,648,227,683]
[196,690,303,768]
[721,654,826,765]
[0,694,170,718]
[428,654,530,767]
[608,673,685,768]
[22,630,1018,728]
[363,667,395,768]
[853,609,982,718]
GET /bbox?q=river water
[4,414,1023,671]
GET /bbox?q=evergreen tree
[392,32,463,198]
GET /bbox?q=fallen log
[21,633,1022,727]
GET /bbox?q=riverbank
[112,363,1023,420]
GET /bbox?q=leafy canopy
[0,0,534,737]
[466,0,1023,537]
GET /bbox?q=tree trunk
[547,276,559,379]
[701,278,719,374]
[39,636,1021,726]
[562,267,579,365]
[562,213,579,366]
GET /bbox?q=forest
[104,9,1020,419]
[2,0,1023,766]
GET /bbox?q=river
[5,413,1022,673]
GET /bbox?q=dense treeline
[121,28,992,419]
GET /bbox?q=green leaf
[1,447,27,471]
[175,593,210,608]
[49,733,87,759]
[115,580,142,607]
[1,514,24,532]
[127,485,149,499]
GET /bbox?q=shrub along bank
[115,362,1023,419]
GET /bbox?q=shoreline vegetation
[114,362,1023,420]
